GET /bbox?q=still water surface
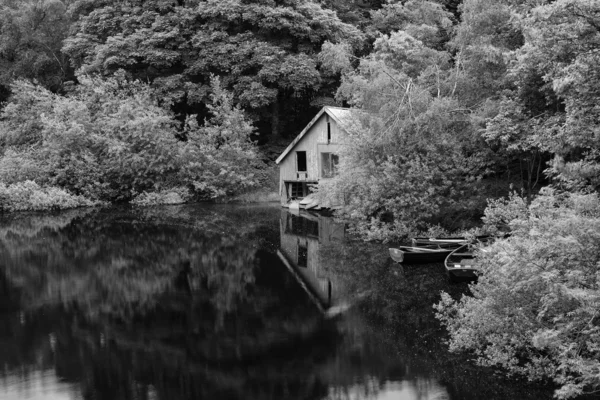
[0,204,554,400]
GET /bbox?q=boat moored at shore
[444,244,478,281]
[388,245,458,264]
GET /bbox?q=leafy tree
[179,76,262,199]
[369,0,454,49]
[63,0,364,139]
[436,189,600,399]
[515,0,600,191]
[461,0,600,197]
[443,0,560,201]
[483,99,551,202]
[32,73,180,201]
[0,0,73,101]
[0,74,262,203]
[317,6,493,240]
[449,0,523,105]
[319,0,384,28]
[0,79,55,148]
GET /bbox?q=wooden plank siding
[278,108,347,205]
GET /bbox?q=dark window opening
[296,151,307,172]
[289,182,305,198]
[290,182,304,198]
[298,244,308,267]
[321,153,339,178]
[327,122,331,143]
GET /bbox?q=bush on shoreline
[130,187,191,206]
[0,181,101,211]
[435,189,600,399]
[0,75,264,205]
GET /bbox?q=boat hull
[444,244,478,281]
[389,246,455,264]
[412,235,492,247]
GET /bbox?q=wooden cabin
[275,106,354,208]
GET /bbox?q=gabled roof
[275,106,354,165]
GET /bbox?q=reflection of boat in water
[277,210,346,313]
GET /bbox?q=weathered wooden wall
[278,112,345,204]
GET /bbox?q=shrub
[0,75,264,204]
[130,187,191,206]
[0,181,101,211]
[179,77,261,199]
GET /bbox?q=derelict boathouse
[275,106,353,209]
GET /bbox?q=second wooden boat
[411,235,492,247]
[444,244,478,281]
[389,245,457,264]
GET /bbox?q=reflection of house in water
[277,210,345,312]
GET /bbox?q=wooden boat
[411,235,493,247]
[444,244,478,281]
[389,245,458,264]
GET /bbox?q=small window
[327,121,331,143]
[296,151,307,172]
[321,153,339,178]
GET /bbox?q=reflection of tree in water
[326,376,450,400]
[0,206,559,400]
[0,204,348,400]
[0,208,95,238]
[0,205,276,324]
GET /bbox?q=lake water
[0,204,556,400]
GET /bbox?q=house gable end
[275,107,349,165]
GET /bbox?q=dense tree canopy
[315,0,495,239]
[63,0,364,138]
[313,0,599,237]
[0,74,262,202]
[519,0,600,190]
[0,0,596,222]
[0,0,74,102]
